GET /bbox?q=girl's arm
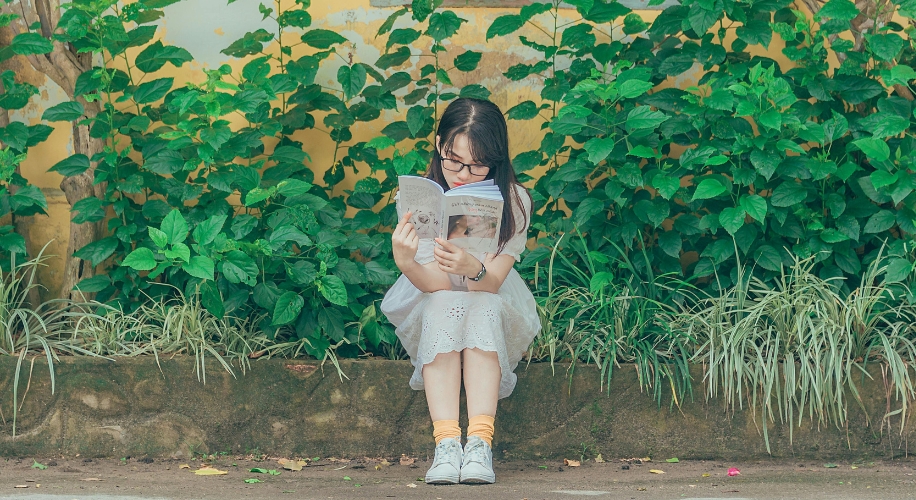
[392,213,451,293]
[433,238,514,294]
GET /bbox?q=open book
[396,176,504,255]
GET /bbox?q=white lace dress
[380,184,540,399]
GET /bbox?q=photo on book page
[447,214,499,241]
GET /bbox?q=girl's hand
[434,238,482,277]
[392,212,419,268]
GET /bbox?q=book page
[396,176,444,240]
[443,195,504,255]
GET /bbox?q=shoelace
[463,439,488,466]
[434,440,460,466]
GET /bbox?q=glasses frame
[437,152,490,178]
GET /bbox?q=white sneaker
[425,437,462,484]
[459,435,495,484]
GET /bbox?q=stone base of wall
[0,357,910,460]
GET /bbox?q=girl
[381,98,540,485]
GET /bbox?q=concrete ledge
[0,357,910,460]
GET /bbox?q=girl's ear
[435,135,441,155]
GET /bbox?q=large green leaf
[75,237,119,267]
[754,245,783,271]
[219,250,259,285]
[691,178,727,201]
[183,256,215,280]
[42,101,84,122]
[133,77,173,104]
[584,137,616,164]
[885,257,913,283]
[658,230,681,258]
[853,137,890,161]
[192,214,227,246]
[10,33,52,55]
[688,4,718,35]
[49,154,90,176]
[459,84,491,100]
[337,64,366,101]
[868,33,905,62]
[625,107,667,130]
[407,105,433,138]
[135,41,193,72]
[574,197,606,225]
[652,174,679,200]
[719,207,746,235]
[507,101,539,121]
[200,281,224,319]
[816,0,859,21]
[454,50,482,72]
[740,194,767,222]
[863,210,896,233]
[160,209,189,245]
[145,149,184,174]
[301,29,347,49]
[487,14,524,40]
[318,275,348,307]
[770,182,808,207]
[618,80,653,99]
[122,247,157,271]
[426,11,465,41]
[272,291,304,326]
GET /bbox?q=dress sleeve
[499,185,533,262]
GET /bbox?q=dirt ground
[2,454,916,499]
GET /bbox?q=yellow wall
[9,0,802,299]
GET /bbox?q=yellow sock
[467,414,495,447]
[432,419,461,445]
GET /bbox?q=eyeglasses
[438,154,490,177]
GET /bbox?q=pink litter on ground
[727,467,741,476]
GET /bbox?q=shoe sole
[459,475,495,484]
[425,477,459,485]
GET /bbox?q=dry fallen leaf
[80,478,102,482]
[702,473,711,477]
[399,456,415,466]
[564,459,581,467]
[406,483,417,488]
[649,469,665,474]
[594,454,605,463]
[379,459,391,467]
[278,459,307,472]
[179,464,190,469]
[374,465,382,471]
[195,467,228,476]
[14,485,28,489]
[636,487,647,491]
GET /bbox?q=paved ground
[2,455,916,499]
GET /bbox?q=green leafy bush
[13,0,916,378]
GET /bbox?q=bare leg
[462,348,501,417]
[423,351,462,421]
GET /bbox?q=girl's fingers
[393,212,413,238]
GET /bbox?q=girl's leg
[462,348,500,418]
[423,351,464,485]
[459,348,500,484]
[423,351,462,438]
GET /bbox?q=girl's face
[436,134,490,189]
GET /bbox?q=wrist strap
[468,262,486,281]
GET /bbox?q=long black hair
[427,98,529,254]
